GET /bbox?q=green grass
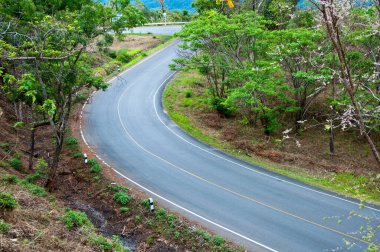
[163,72,380,204]
[118,37,177,72]
[101,36,177,81]
[19,180,48,197]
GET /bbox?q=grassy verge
[119,37,177,71]
[97,35,177,81]
[163,71,380,204]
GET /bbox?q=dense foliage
[173,0,380,167]
[0,0,147,189]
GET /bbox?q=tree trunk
[28,128,35,170]
[46,138,63,191]
[319,1,380,167]
[329,127,335,156]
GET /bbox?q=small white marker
[83,153,88,164]
[149,198,155,212]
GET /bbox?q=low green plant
[195,229,211,241]
[24,172,41,183]
[174,231,181,239]
[113,192,131,205]
[63,209,92,230]
[108,183,129,193]
[88,159,102,173]
[20,181,47,197]
[155,207,167,219]
[184,89,193,98]
[0,192,17,211]
[141,198,150,209]
[73,152,83,158]
[0,219,11,233]
[212,235,225,246]
[108,50,117,59]
[120,207,129,213]
[116,49,133,63]
[2,174,18,184]
[93,175,102,182]
[134,215,141,224]
[74,93,87,103]
[88,233,113,250]
[35,159,48,175]
[65,137,78,146]
[146,235,155,245]
[0,143,10,152]
[88,234,130,252]
[24,158,48,183]
[8,155,22,171]
[145,218,153,226]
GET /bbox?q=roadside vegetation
[166,0,380,205]
[0,0,243,251]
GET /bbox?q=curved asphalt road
[82,27,380,251]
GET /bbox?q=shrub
[113,192,131,205]
[2,174,18,184]
[212,235,225,246]
[8,156,22,171]
[120,207,129,213]
[65,137,78,146]
[88,159,102,174]
[0,219,10,233]
[116,49,133,63]
[90,163,102,173]
[0,192,17,211]
[210,97,233,117]
[63,209,92,230]
[104,33,114,45]
[35,158,48,174]
[155,208,167,219]
[108,50,117,59]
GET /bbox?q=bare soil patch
[109,35,167,51]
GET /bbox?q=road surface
[82,28,380,251]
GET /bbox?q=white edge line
[79,42,277,252]
[153,73,380,213]
[111,166,278,252]
[79,38,377,252]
